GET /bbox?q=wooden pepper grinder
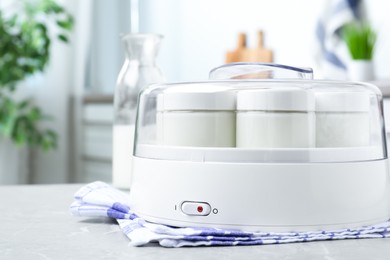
[225,31,273,63]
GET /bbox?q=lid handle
[209,62,313,80]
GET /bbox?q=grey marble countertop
[1,184,390,260]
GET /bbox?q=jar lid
[157,85,236,111]
[315,92,370,112]
[237,88,315,111]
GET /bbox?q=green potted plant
[342,21,377,81]
[0,0,73,183]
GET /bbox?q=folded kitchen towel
[315,0,363,79]
[70,181,390,248]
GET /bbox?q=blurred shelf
[83,94,113,104]
[76,94,114,183]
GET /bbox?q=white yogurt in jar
[236,88,315,148]
[156,86,236,147]
[315,91,370,147]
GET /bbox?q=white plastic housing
[129,63,390,231]
[130,156,390,231]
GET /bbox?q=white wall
[366,0,390,79]
[139,0,390,81]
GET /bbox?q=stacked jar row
[156,87,370,148]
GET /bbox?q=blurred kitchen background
[1,0,390,185]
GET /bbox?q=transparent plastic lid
[134,63,386,163]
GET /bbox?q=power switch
[181,201,211,216]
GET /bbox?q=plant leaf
[58,34,68,42]
[342,21,376,60]
[0,0,72,151]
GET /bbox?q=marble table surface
[1,184,390,260]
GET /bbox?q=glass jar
[315,91,370,147]
[113,33,164,189]
[236,88,315,148]
[156,85,236,147]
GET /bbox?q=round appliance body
[130,155,390,232]
[130,63,390,232]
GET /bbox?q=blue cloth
[70,181,390,248]
[315,0,363,78]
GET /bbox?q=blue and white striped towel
[70,181,390,248]
[315,0,363,79]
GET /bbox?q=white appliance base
[130,157,390,232]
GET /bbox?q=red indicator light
[197,206,203,213]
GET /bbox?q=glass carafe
[113,33,164,189]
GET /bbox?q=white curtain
[28,0,131,183]
[86,0,132,93]
[26,0,94,183]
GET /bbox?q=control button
[181,201,211,216]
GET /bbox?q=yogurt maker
[129,63,390,232]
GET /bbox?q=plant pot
[0,137,29,184]
[348,60,375,81]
